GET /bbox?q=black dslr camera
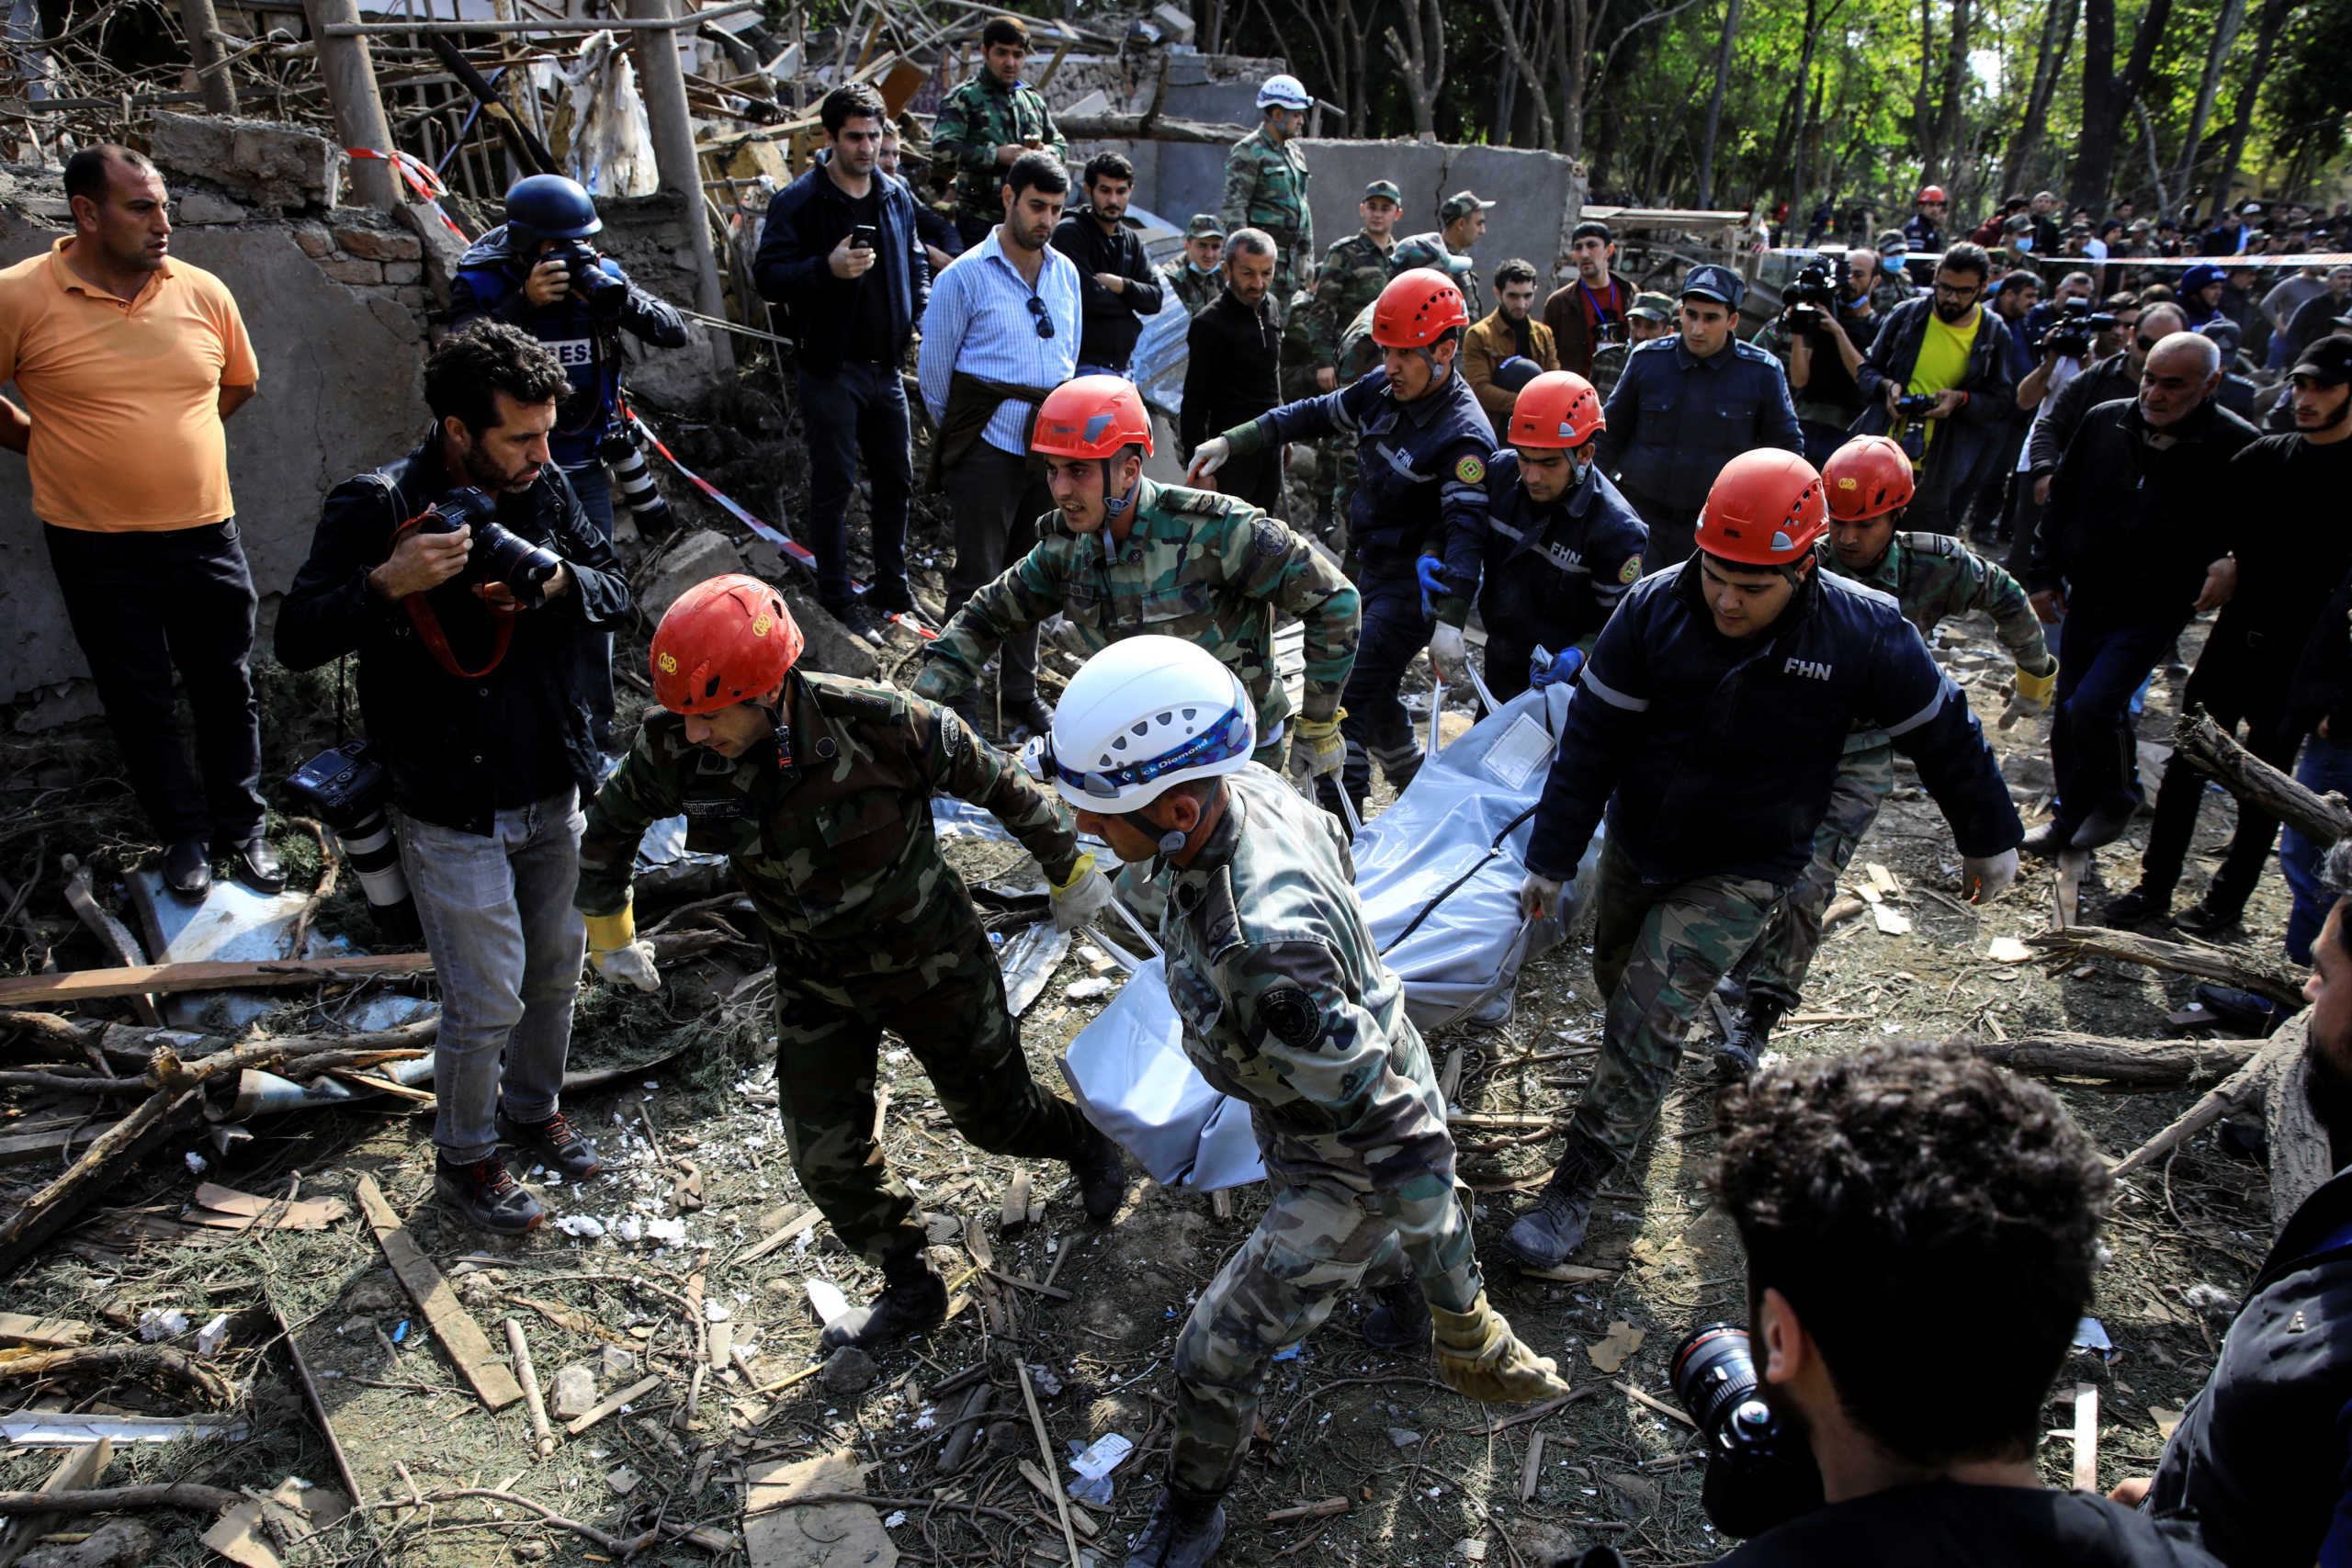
[1671,1323,1824,1539]
[1782,254,1847,331]
[413,487,563,607]
[2038,298,2119,360]
[547,237,628,319]
[283,740,420,942]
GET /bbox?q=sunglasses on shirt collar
[1026,295,1056,339]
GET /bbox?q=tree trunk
[1383,0,1444,143]
[2172,0,2248,210]
[2071,0,2177,213]
[2027,925,2309,1010]
[1694,0,1745,208]
[1553,0,1589,159]
[2216,0,2290,213]
[1775,0,1823,218]
[1488,0,1556,150]
[2177,705,2352,847]
[1912,0,1938,184]
[1928,0,1973,189]
[2000,0,2075,193]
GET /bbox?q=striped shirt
[918,225,1080,458]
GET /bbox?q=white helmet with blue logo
[1043,637,1256,812]
[1256,73,1311,112]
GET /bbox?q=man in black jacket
[753,83,931,645]
[1181,229,1283,514]
[2025,332,2259,853]
[1051,152,1162,378]
[2123,835,2352,1567]
[1852,243,2016,536]
[277,323,629,1235]
[1709,1042,2222,1568]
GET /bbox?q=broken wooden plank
[184,1183,349,1231]
[0,1088,203,1274]
[1265,1496,1350,1524]
[2069,1382,2098,1491]
[0,1438,109,1568]
[1018,1361,1083,1568]
[1001,1168,1033,1230]
[0,953,434,1007]
[506,1318,554,1458]
[987,1269,1072,1303]
[0,1313,91,1349]
[0,1119,111,1168]
[352,1174,523,1411]
[731,1204,821,1267]
[1016,1459,1100,1537]
[564,1374,662,1438]
[1519,1431,1545,1504]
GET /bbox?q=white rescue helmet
[1256,73,1311,112]
[1043,637,1256,812]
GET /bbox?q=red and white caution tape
[345,147,470,243]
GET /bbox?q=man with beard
[1541,219,1639,381]
[277,323,631,1234]
[1852,242,2016,536]
[1708,1042,2223,1567]
[1180,229,1285,515]
[2113,825,2352,1564]
[1052,152,1163,378]
[1462,258,1559,437]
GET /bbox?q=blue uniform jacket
[1596,336,1804,511]
[451,226,691,467]
[1469,451,1647,645]
[1526,560,2020,886]
[1251,365,1488,592]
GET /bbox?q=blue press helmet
[503,174,602,244]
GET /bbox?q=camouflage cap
[1439,190,1496,221]
[1363,179,1402,204]
[1626,290,1676,321]
[1185,213,1227,239]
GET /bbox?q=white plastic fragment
[138,1308,189,1342]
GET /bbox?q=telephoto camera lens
[284,741,420,943]
[1670,1323,1825,1540]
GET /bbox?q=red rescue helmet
[1918,184,1948,204]
[1032,375,1153,460]
[650,574,803,715]
[1695,450,1828,566]
[1507,371,1605,449]
[1372,268,1469,348]
[1821,435,1916,522]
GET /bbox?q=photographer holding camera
[1750,247,1882,462]
[1688,1041,2222,1566]
[2022,299,2174,512]
[277,322,630,1235]
[451,175,689,541]
[1853,242,2015,535]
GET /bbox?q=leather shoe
[2172,897,2245,936]
[163,839,211,901]
[2018,821,2068,858]
[2101,884,2170,926]
[220,833,285,895]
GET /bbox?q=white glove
[1429,623,1470,684]
[591,941,662,993]
[1187,435,1231,482]
[1962,849,2019,903]
[1050,854,1118,933]
[1519,872,1564,920]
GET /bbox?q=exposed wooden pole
[300,0,399,208]
[322,5,753,34]
[178,0,239,114]
[628,0,733,371]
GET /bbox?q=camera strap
[389,510,517,680]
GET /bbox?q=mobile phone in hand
[849,225,877,251]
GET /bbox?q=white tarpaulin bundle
[1060,684,1605,1190]
[561,32,660,197]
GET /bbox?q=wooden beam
[0,953,432,1006]
[301,0,400,207]
[2027,925,2308,1010]
[2177,703,2352,848]
[354,1175,524,1411]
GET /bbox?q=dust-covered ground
[0,386,2289,1568]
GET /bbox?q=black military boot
[1715,996,1785,1083]
[2102,883,2172,927]
[822,1250,948,1350]
[1125,1483,1227,1568]
[1361,1275,1431,1351]
[1503,1134,1613,1269]
[1070,1121,1131,1223]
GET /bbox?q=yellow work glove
[1288,709,1345,783]
[2000,656,2059,729]
[1430,1291,1570,1404]
[1049,852,1117,933]
[582,904,661,992]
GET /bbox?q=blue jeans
[797,361,912,609]
[2282,736,2352,965]
[2052,601,2183,834]
[1340,565,1432,799]
[561,457,614,542]
[395,789,587,1163]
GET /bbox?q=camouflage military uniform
[576,673,1095,1265]
[1588,340,1633,401]
[1161,257,1224,317]
[1220,128,1313,318]
[1295,231,1397,544]
[1739,533,2052,1011]
[913,478,1358,768]
[1158,766,1481,1494]
[1390,231,1483,322]
[931,70,1068,235]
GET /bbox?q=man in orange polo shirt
[0,145,274,900]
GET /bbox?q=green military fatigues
[1161,257,1224,317]
[1738,533,2052,1011]
[1587,340,1633,402]
[576,675,1094,1266]
[1220,127,1312,319]
[1295,231,1398,544]
[910,477,1360,768]
[931,70,1068,232]
[1390,231,1483,323]
[1159,767,1481,1494]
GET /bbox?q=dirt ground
[0,411,2291,1568]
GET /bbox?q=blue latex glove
[1415,554,1448,616]
[1528,646,1586,690]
